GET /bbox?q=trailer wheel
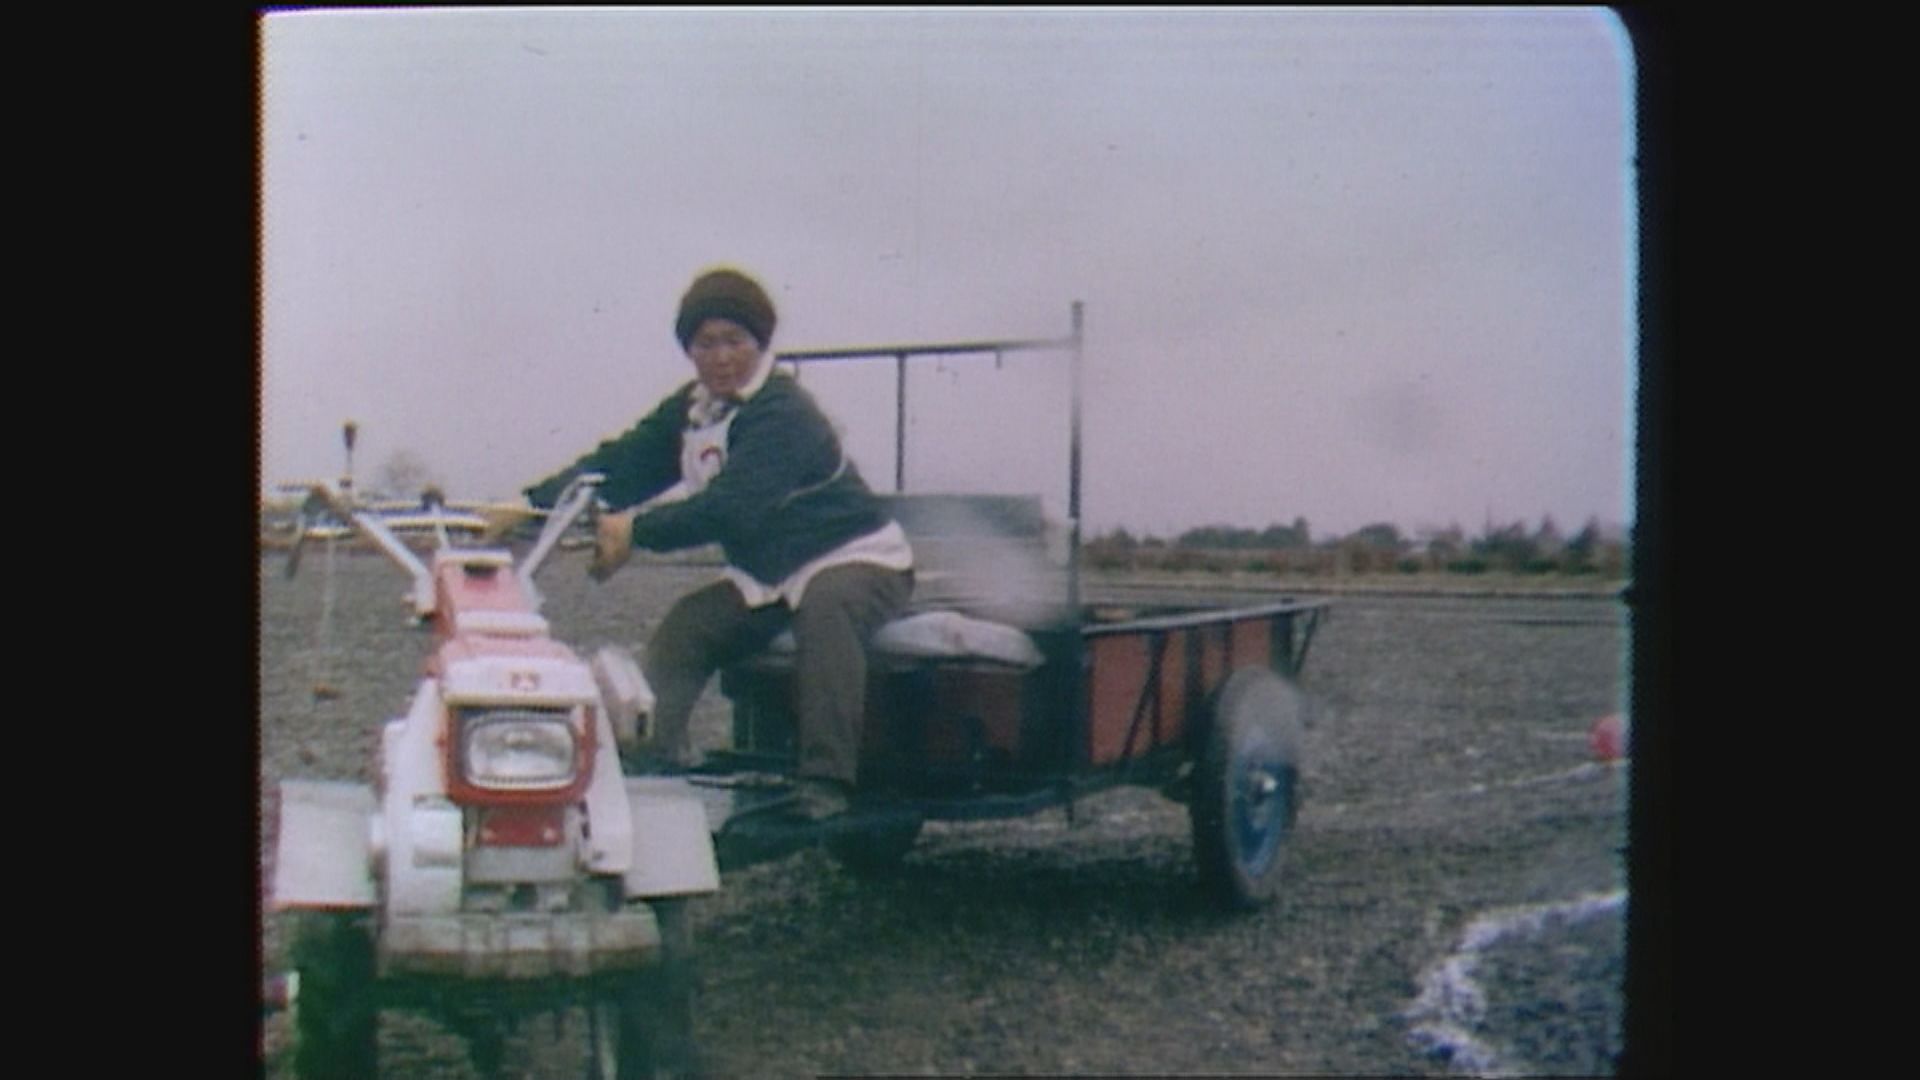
[1191,668,1305,910]
[593,899,698,1079]
[289,911,378,1079]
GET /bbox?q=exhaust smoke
[885,493,1073,628]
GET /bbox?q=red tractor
[272,474,718,1079]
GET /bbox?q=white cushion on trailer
[765,609,1043,668]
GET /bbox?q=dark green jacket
[525,372,894,586]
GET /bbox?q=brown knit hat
[675,268,777,351]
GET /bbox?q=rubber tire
[1190,668,1306,911]
[290,911,378,1080]
[605,899,698,1080]
[826,816,924,876]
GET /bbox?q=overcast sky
[259,7,1636,541]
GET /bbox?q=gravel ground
[258,548,1632,1077]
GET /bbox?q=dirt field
[258,549,1632,1077]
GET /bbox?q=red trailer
[696,305,1329,909]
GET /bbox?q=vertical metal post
[1067,301,1084,614]
[894,352,908,493]
[1270,612,1293,675]
[340,420,358,503]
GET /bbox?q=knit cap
[675,268,777,350]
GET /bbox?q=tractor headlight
[461,710,578,790]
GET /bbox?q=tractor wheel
[591,899,698,1080]
[289,911,378,1079]
[1190,668,1306,911]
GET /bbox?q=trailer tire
[597,899,698,1080]
[289,911,378,1080]
[1191,668,1305,911]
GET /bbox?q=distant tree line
[1084,515,1627,579]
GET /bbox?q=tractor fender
[621,778,721,899]
[272,779,377,910]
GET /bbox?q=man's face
[686,317,764,398]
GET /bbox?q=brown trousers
[642,563,912,785]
